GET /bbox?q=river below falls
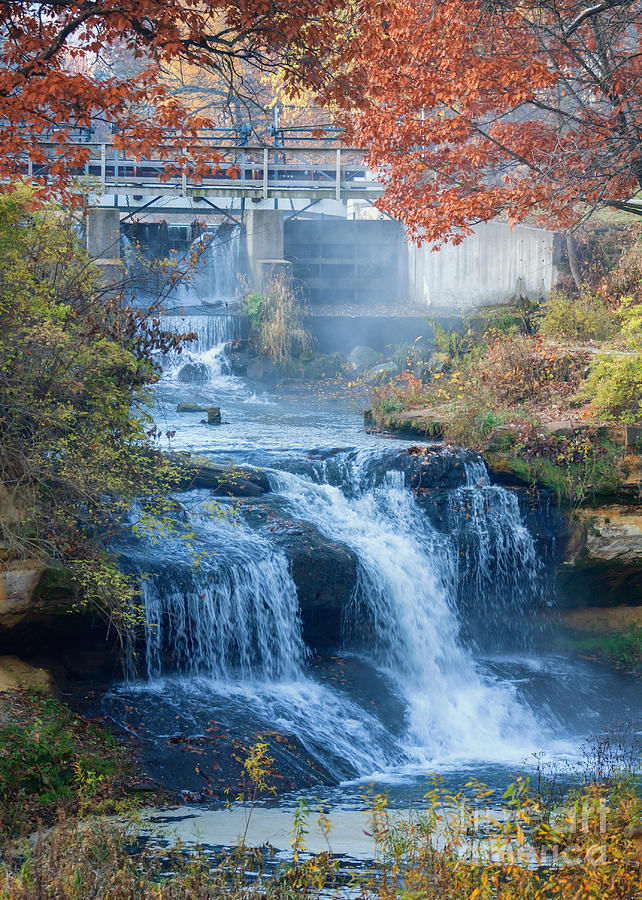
[74,312,641,856]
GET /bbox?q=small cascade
[155,313,244,388]
[447,459,545,646]
[160,313,244,351]
[125,506,306,682]
[178,222,241,304]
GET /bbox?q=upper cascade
[177,223,242,305]
[160,313,243,353]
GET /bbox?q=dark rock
[364,360,399,382]
[483,426,519,452]
[207,407,222,425]
[246,356,277,381]
[227,353,248,376]
[297,353,345,380]
[169,454,271,496]
[251,512,358,648]
[347,346,378,372]
[177,402,207,413]
[177,363,210,384]
[224,338,255,376]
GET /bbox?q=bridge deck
[24,142,383,201]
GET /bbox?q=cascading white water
[160,313,244,351]
[447,460,545,644]
[126,445,557,777]
[177,223,241,304]
[128,500,306,682]
[157,313,244,386]
[269,450,544,765]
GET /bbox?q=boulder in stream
[177,402,208,413]
[251,511,359,648]
[168,454,271,496]
[347,346,379,372]
[364,360,399,382]
[177,363,210,384]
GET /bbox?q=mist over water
[103,311,640,806]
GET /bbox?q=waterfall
[160,313,243,351]
[269,451,543,764]
[177,222,241,304]
[123,448,554,776]
[125,504,306,682]
[156,313,244,387]
[447,459,545,646]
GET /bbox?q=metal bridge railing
[21,142,382,200]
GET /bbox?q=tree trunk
[566,231,582,291]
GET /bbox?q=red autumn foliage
[346,0,642,244]
[0,0,359,197]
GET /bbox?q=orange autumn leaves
[3,0,642,237]
[346,0,642,243]
[0,0,358,197]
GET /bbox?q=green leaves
[0,185,190,641]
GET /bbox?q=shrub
[0,185,195,636]
[620,296,642,349]
[481,303,535,337]
[536,287,620,342]
[0,693,125,840]
[587,353,642,422]
[426,317,473,360]
[477,335,588,405]
[243,277,311,363]
[609,229,642,304]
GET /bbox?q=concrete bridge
[71,138,558,313]
[27,140,381,208]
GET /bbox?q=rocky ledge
[168,453,271,497]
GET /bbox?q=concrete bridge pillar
[86,207,122,288]
[244,209,291,292]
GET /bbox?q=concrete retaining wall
[408,221,558,310]
[285,218,407,306]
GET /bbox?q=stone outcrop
[176,402,208,413]
[558,505,642,607]
[0,655,52,693]
[0,560,48,628]
[347,346,379,372]
[575,506,642,564]
[177,363,210,383]
[241,506,359,647]
[168,454,271,497]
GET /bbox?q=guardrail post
[335,148,341,200]
[100,143,106,192]
[263,147,269,199]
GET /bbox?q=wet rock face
[176,402,208,413]
[242,506,359,649]
[168,455,271,496]
[557,505,642,607]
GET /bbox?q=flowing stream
[103,313,641,818]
